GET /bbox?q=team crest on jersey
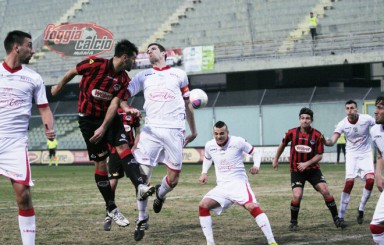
[113,84,121,91]
[310,140,316,145]
[125,115,131,121]
[295,145,312,153]
[89,59,94,64]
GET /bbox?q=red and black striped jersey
[282,127,324,172]
[76,57,129,118]
[117,107,140,148]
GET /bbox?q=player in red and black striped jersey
[103,106,141,231]
[273,108,346,231]
[52,40,154,228]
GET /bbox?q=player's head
[375,96,384,124]
[345,100,358,119]
[147,43,167,64]
[213,121,229,146]
[299,107,313,128]
[114,39,138,71]
[4,30,34,64]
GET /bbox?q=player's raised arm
[51,66,78,96]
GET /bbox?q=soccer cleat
[357,209,364,224]
[153,184,166,213]
[269,243,278,245]
[103,216,112,231]
[134,216,149,241]
[289,222,299,231]
[107,208,130,227]
[137,184,155,200]
[334,217,347,229]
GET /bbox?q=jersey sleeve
[128,71,145,97]
[281,130,292,146]
[76,58,94,76]
[334,120,344,134]
[179,70,190,100]
[202,143,213,173]
[34,74,49,106]
[316,133,324,154]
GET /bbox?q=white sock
[158,176,173,199]
[255,213,276,244]
[339,192,350,218]
[199,216,214,245]
[19,213,36,245]
[358,188,372,211]
[137,198,148,221]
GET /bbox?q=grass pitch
[0,163,377,245]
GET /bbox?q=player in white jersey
[370,96,384,244]
[198,121,277,245]
[127,43,197,240]
[325,100,375,226]
[0,30,55,245]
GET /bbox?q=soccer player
[370,96,384,244]
[103,105,142,231]
[128,43,197,241]
[198,121,277,245]
[51,39,154,228]
[0,30,55,245]
[324,100,375,225]
[47,138,58,166]
[273,108,345,231]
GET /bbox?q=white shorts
[345,152,374,180]
[203,180,257,215]
[371,191,384,225]
[133,126,185,171]
[0,137,33,186]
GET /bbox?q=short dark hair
[214,121,227,129]
[114,39,138,58]
[345,100,357,107]
[4,30,31,54]
[376,96,384,106]
[147,42,167,60]
[299,107,313,120]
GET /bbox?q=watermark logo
[44,23,114,57]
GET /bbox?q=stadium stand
[0,0,382,149]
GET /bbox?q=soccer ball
[189,89,208,109]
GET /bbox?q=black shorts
[49,149,56,158]
[291,168,327,190]
[78,115,128,162]
[108,151,124,179]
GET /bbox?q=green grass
[0,163,378,244]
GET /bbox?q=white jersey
[0,62,48,137]
[371,124,384,154]
[128,66,189,129]
[203,136,254,185]
[334,114,375,154]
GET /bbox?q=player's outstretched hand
[125,107,141,117]
[199,173,208,184]
[51,85,61,96]
[249,166,259,175]
[89,125,106,144]
[272,160,279,170]
[184,133,197,147]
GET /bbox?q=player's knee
[249,206,263,218]
[343,180,354,193]
[366,178,375,191]
[16,189,32,209]
[199,206,210,216]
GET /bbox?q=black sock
[290,200,300,224]
[122,160,144,192]
[325,197,339,220]
[95,173,116,212]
